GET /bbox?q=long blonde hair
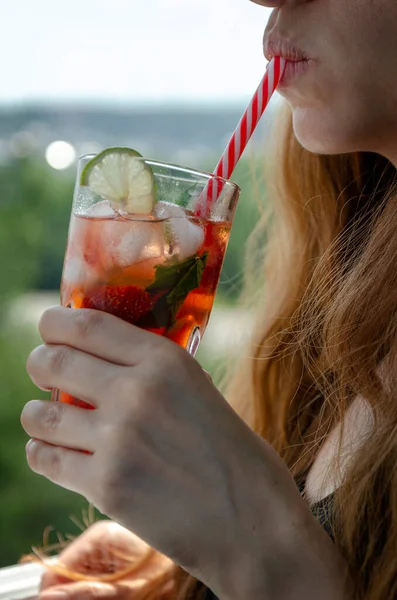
[227,103,397,600]
[42,102,397,599]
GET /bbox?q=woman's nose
[250,0,311,6]
[251,1,281,5]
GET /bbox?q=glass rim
[78,153,240,193]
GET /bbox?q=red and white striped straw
[202,56,285,210]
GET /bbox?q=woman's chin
[290,106,395,158]
[291,108,361,156]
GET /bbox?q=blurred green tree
[0,327,90,567]
[0,158,73,304]
[0,158,83,566]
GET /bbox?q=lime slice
[81,148,157,214]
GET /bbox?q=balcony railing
[0,562,45,600]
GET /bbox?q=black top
[203,481,335,599]
[299,481,335,541]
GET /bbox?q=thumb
[203,369,213,383]
[39,580,137,600]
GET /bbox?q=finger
[39,581,133,600]
[26,439,95,500]
[21,400,97,454]
[41,522,149,587]
[40,570,70,591]
[39,307,168,367]
[203,369,213,383]
[27,344,125,408]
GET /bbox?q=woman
[21,0,397,598]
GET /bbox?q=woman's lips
[263,37,315,88]
[278,59,313,88]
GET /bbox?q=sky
[0,0,272,105]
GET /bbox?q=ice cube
[63,257,93,286]
[143,222,167,260]
[87,200,115,218]
[154,201,178,221]
[100,217,164,268]
[177,219,204,260]
[111,224,154,266]
[74,187,108,215]
[156,201,204,260]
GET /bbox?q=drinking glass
[53,155,240,407]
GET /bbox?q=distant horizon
[0,94,278,167]
[0,92,283,114]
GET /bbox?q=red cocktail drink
[53,152,240,408]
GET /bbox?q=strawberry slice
[82,285,153,325]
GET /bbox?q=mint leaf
[136,294,171,329]
[178,183,198,209]
[146,255,198,294]
[166,253,208,323]
[139,253,208,329]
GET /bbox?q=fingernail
[25,439,36,452]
